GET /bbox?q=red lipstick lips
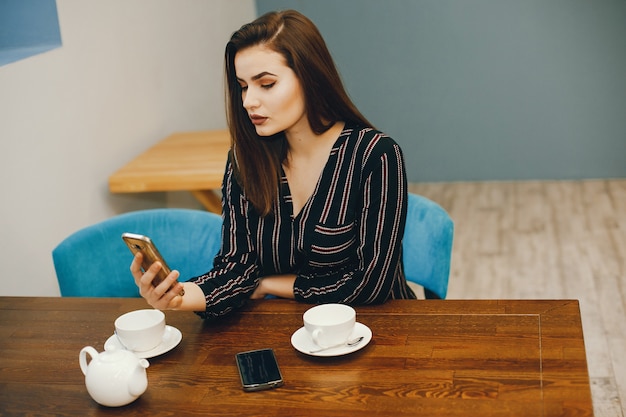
[249,114,268,125]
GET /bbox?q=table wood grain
[0,298,593,416]
[108,130,231,212]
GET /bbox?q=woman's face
[235,45,307,137]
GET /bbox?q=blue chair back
[403,193,454,299]
[53,209,222,297]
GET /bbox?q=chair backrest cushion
[53,209,222,297]
[403,193,454,299]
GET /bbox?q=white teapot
[79,345,149,407]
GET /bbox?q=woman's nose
[242,89,259,110]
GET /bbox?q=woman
[132,10,416,319]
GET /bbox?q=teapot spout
[128,359,149,397]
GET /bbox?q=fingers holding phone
[129,251,164,288]
[124,233,185,308]
[130,252,184,309]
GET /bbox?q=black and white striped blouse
[190,123,416,319]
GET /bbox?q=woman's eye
[261,82,275,89]
[240,85,248,92]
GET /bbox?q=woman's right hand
[130,252,184,310]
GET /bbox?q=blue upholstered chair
[403,193,454,299]
[54,196,452,299]
[53,209,222,297]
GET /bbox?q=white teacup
[114,309,165,352]
[303,304,356,348]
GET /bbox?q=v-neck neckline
[282,124,350,220]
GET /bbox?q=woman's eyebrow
[237,71,278,83]
[252,71,277,81]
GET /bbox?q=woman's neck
[285,121,345,162]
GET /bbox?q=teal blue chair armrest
[53,209,222,297]
[403,193,454,299]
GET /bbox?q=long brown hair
[225,10,371,216]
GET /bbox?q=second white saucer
[291,322,372,357]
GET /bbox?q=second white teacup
[114,309,165,352]
[303,304,356,348]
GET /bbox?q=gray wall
[0,1,256,296]
[257,0,626,182]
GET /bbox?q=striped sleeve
[187,159,261,319]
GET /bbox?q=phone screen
[235,348,283,391]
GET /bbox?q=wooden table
[108,130,231,213]
[0,298,593,416]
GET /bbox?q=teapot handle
[79,346,99,376]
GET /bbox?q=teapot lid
[102,346,138,362]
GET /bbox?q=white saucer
[291,322,372,357]
[104,325,182,359]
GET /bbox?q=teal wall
[256,0,626,182]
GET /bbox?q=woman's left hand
[250,275,297,299]
[250,281,267,299]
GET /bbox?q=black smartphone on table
[235,348,284,392]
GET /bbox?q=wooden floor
[408,179,626,417]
